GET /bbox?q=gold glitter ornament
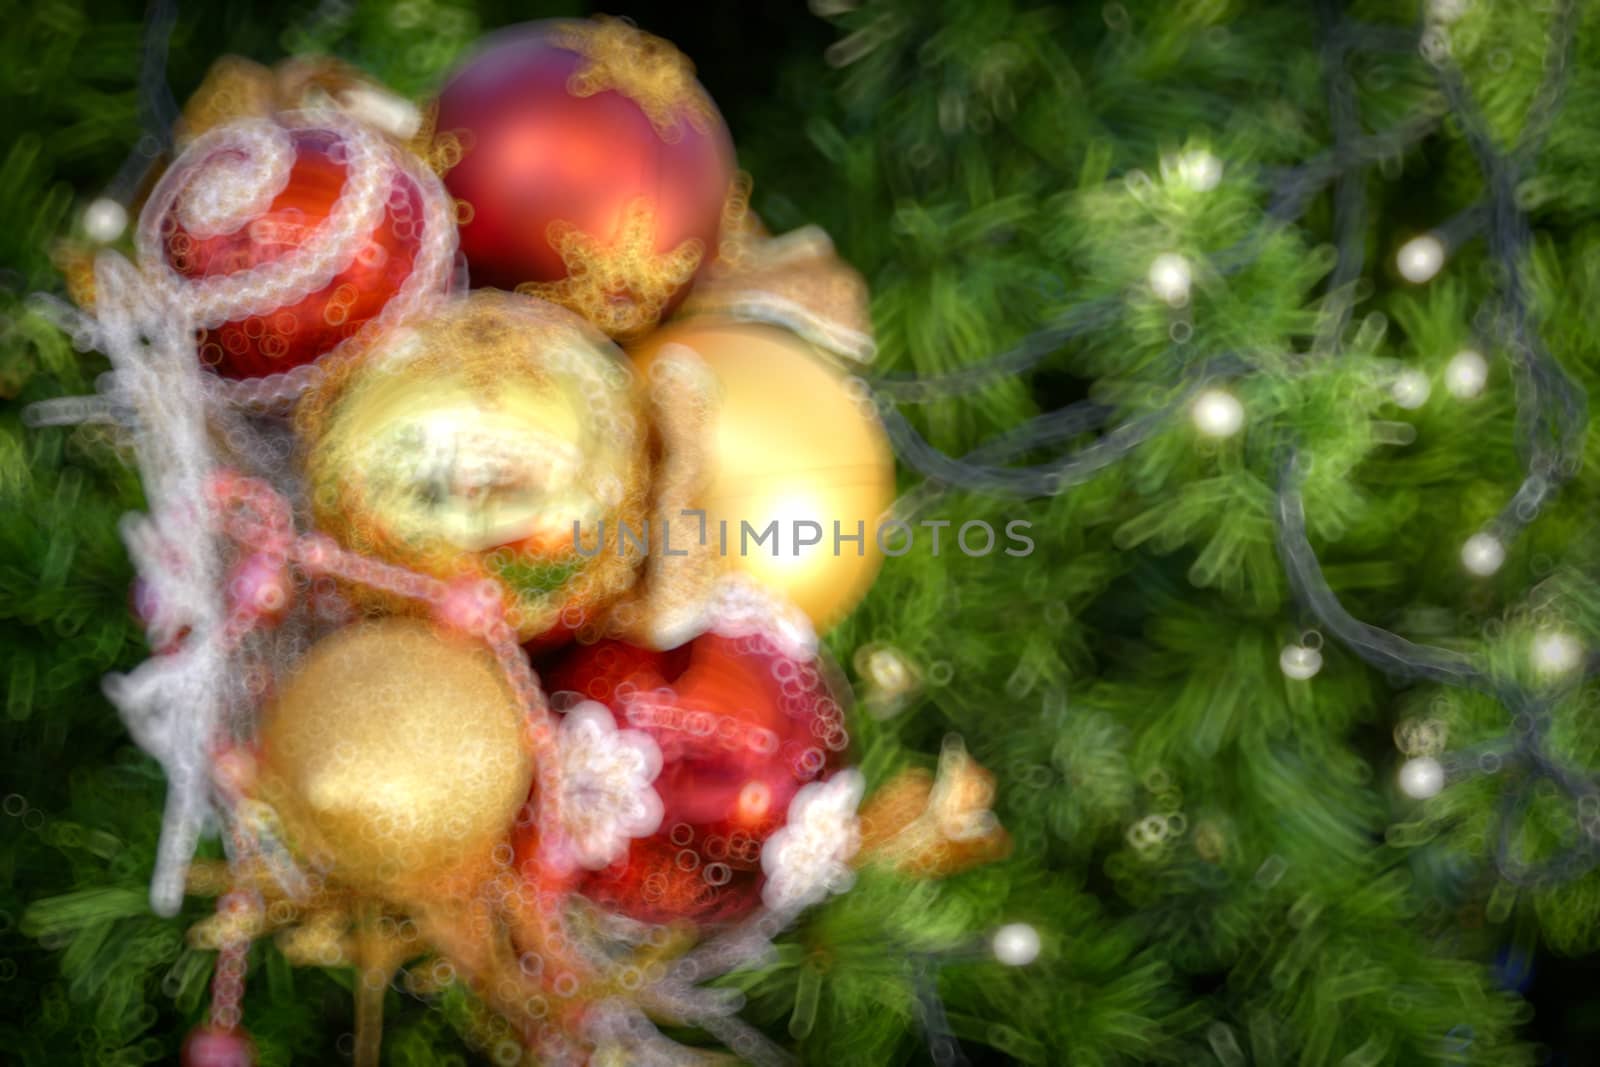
[683,223,876,364]
[256,619,533,900]
[517,198,707,341]
[551,16,719,141]
[856,738,1011,878]
[298,291,650,644]
[629,320,895,634]
[596,341,724,649]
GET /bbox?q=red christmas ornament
[528,627,850,926]
[136,112,457,387]
[432,17,737,339]
[181,1025,255,1067]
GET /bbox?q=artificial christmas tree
[5,1,1600,1065]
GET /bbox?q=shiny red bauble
[137,112,456,382]
[432,18,736,338]
[533,630,849,925]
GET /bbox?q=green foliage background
[4,0,1600,1063]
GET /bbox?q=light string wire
[1313,0,1367,354]
[865,53,1447,494]
[1274,0,1600,889]
[869,4,1591,1055]
[863,49,1445,414]
[97,0,181,206]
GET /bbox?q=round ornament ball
[432,17,736,339]
[299,291,649,645]
[527,626,851,926]
[137,111,456,387]
[255,619,532,900]
[181,1025,254,1067]
[629,320,895,634]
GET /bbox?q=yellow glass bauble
[629,320,894,633]
[298,291,649,644]
[256,619,532,900]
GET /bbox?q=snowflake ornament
[554,701,666,870]
[760,769,865,912]
[703,573,819,661]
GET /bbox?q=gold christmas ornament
[256,619,533,900]
[629,319,894,634]
[298,291,649,643]
[856,738,1011,878]
[603,342,726,649]
[683,223,876,363]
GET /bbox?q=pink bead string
[204,890,257,1032]
[201,751,269,1036]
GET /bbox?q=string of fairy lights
[866,0,1595,889]
[1281,0,1598,890]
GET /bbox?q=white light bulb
[1532,631,1583,676]
[1148,253,1192,306]
[1399,756,1445,799]
[1391,369,1431,410]
[1175,149,1222,192]
[83,198,128,244]
[1196,388,1241,438]
[866,648,914,695]
[1397,236,1445,283]
[1444,349,1487,399]
[992,923,1041,966]
[1279,644,1323,680]
[1191,389,1244,438]
[1461,533,1505,576]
